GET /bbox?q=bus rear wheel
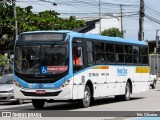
[115,82,131,101]
[78,85,91,108]
[32,99,45,109]
[122,82,131,101]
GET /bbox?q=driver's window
[73,47,83,66]
[72,39,84,72]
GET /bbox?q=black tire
[14,99,23,104]
[122,82,131,101]
[18,99,24,104]
[32,99,45,109]
[151,80,156,89]
[78,85,91,108]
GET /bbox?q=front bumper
[14,84,73,100]
[0,93,17,102]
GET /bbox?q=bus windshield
[15,44,69,75]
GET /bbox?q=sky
[16,0,160,41]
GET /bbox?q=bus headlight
[13,80,22,88]
[61,80,71,87]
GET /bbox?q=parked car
[0,74,23,104]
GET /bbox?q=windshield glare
[15,44,69,75]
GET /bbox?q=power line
[145,5,160,16]
[145,14,160,25]
[16,0,139,13]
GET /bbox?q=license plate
[36,90,45,94]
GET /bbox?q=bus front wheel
[78,85,91,108]
[32,99,45,109]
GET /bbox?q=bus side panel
[73,67,107,99]
[127,66,140,94]
[141,66,150,92]
[106,66,126,96]
[91,67,107,97]
[71,66,150,99]
[132,66,150,93]
[73,72,86,99]
[72,84,78,99]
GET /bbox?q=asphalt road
[0,82,160,120]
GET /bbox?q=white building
[86,16,121,34]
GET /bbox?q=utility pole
[12,0,18,40]
[120,4,123,37]
[156,30,159,80]
[99,0,101,35]
[138,0,144,41]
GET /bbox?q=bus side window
[133,46,140,64]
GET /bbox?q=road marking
[0,103,32,110]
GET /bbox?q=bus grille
[20,90,61,96]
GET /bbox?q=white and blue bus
[13,30,150,109]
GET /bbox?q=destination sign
[21,33,66,42]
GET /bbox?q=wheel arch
[86,80,94,98]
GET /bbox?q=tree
[0,53,7,75]
[0,1,13,40]
[101,27,124,38]
[0,3,85,40]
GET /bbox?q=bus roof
[68,31,146,45]
[20,30,147,45]
[20,30,75,34]
[83,33,146,45]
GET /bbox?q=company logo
[117,68,128,76]
[28,84,35,88]
[38,84,43,88]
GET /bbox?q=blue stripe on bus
[73,65,149,76]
